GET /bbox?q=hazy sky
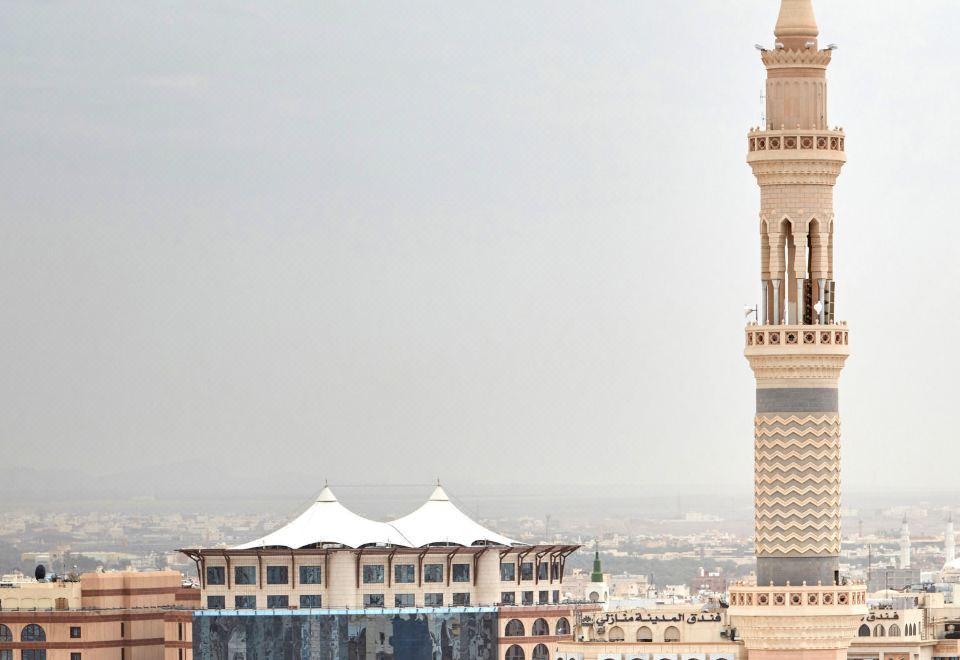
[2,1,958,495]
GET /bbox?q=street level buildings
[0,571,198,660]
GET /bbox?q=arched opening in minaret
[760,219,770,323]
[779,218,797,323]
[805,218,821,324]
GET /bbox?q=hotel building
[180,485,583,660]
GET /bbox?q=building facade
[180,485,580,660]
[0,571,198,660]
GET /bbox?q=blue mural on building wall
[193,608,499,660]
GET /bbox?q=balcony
[748,127,844,155]
[745,323,848,350]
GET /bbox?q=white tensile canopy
[389,485,520,547]
[234,486,413,549]
[233,484,520,550]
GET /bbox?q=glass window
[207,595,225,609]
[555,618,570,636]
[21,625,46,642]
[425,593,444,606]
[234,566,256,585]
[266,566,288,584]
[423,564,443,583]
[452,564,470,582]
[522,590,534,605]
[452,592,471,606]
[394,564,415,583]
[538,590,549,604]
[71,655,81,660]
[506,645,524,660]
[532,618,549,636]
[300,594,322,608]
[501,591,515,605]
[500,563,516,582]
[70,627,81,639]
[266,595,289,608]
[299,565,322,585]
[552,590,560,604]
[538,563,548,580]
[206,566,225,585]
[395,593,415,607]
[0,650,10,660]
[22,651,45,660]
[532,644,549,660]
[363,593,384,607]
[505,619,525,636]
[235,595,257,609]
[362,564,384,584]
[0,625,9,641]
[520,562,534,581]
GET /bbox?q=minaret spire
[775,0,818,50]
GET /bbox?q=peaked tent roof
[388,485,520,547]
[234,486,413,549]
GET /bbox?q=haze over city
[3,1,959,499]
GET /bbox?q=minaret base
[729,583,867,658]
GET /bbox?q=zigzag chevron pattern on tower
[754,414,841,556]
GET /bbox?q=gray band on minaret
[756,388,838,413]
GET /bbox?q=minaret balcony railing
[747,128,844,155]
[729,581,867,609]
[746,322,848,349]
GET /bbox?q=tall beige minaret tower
[729,2,867,659]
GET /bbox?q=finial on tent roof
[429,483,449,502]
[316,485,337,503]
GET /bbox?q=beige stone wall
[553,640,741,660]
[0,572,191,660]
[0,582,80,611]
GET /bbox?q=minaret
[900,515,912,569]
[591,543,604,583]
[946,514,956,565]
[729,2,866,658]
